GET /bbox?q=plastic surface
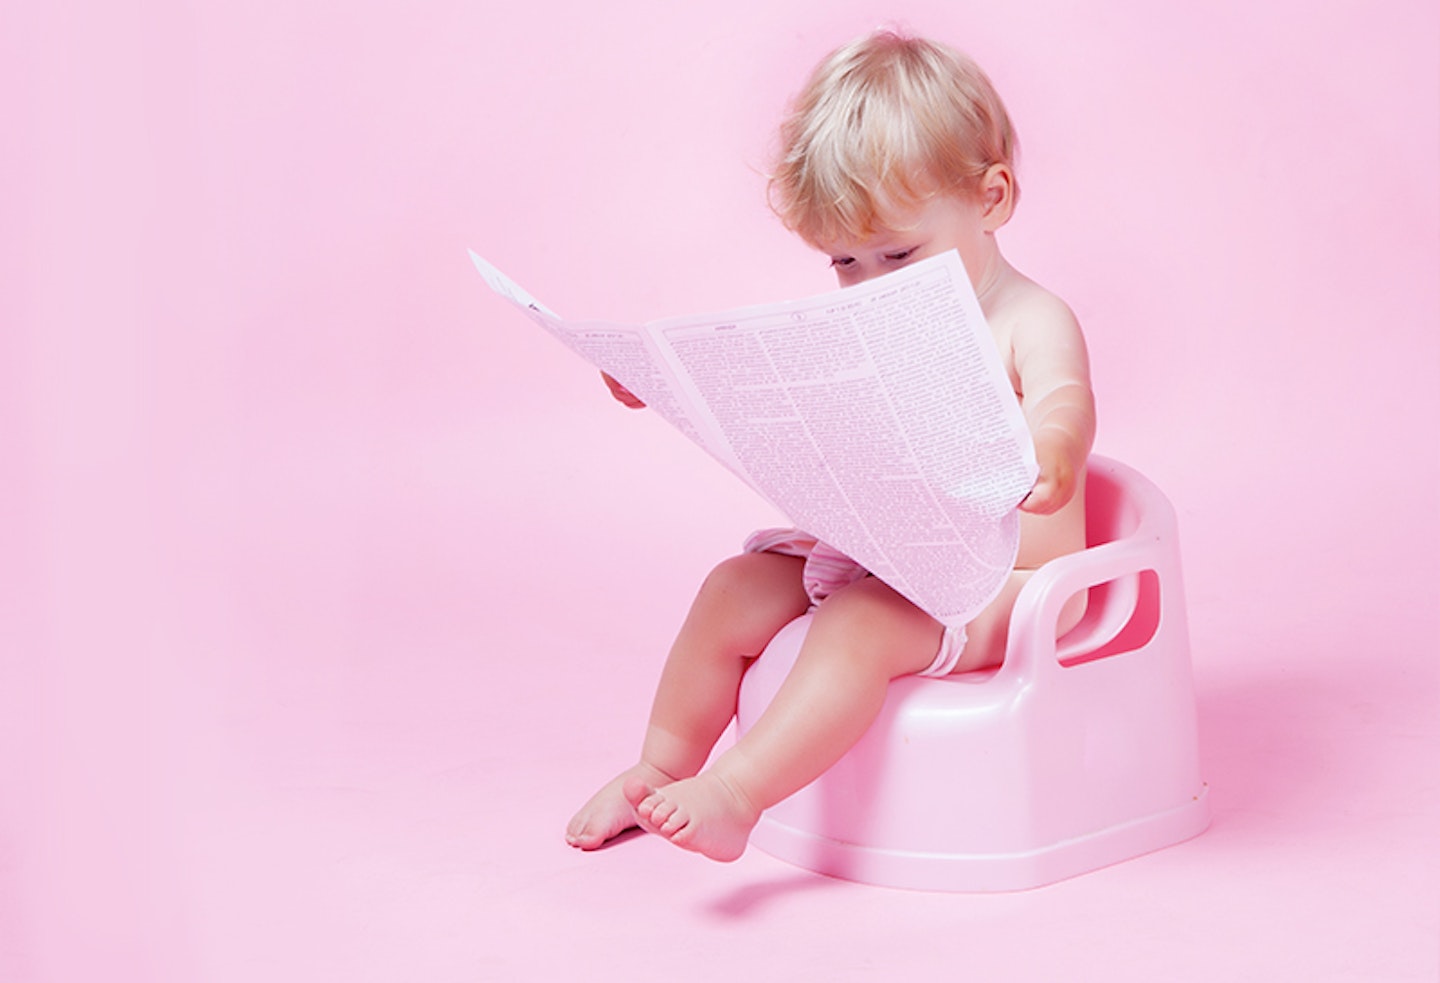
[735,456,1211,891]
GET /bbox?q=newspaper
[470,249,1037,628]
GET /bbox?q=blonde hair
[769,30,1019,245]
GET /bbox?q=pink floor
[6,401,1438,982]
[5,1,1438,980]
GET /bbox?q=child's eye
[884,248,917,262]
[829,256,856,268]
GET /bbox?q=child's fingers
[1018,475,1063,515]
[600,371,647,408]
[1018,483,1049,514]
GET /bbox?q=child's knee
[697,552,809,614]
[809,579,943,675]
[703,552,786,592]
[815,577,905,624]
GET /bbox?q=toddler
[569,29,1095,862]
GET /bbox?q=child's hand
[1019,430,1080,515]
[601,372,646,409]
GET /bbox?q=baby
[569,29,1095,862]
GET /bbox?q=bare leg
[566,553,809,849]
[952,567,1089,674]
[625,577,942,861]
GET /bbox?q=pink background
[4,1,1437,980]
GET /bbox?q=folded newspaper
[471,249,1037,629]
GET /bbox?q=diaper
[743,528,968,677]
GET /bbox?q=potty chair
[734,456,1210,891]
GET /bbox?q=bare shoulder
[988,273,1083,345]
[987,271,1091,398]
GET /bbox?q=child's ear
[978,163,1016,231]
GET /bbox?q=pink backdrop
[4,1,1437,980]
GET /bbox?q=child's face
[815,193,993,290]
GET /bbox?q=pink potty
[735,456,1210,891]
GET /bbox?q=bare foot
[566,762,676,850]
[622,772,760,862]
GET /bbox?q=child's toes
[647,796,679,828]
[622,776,654,809]
[659,805,690,836]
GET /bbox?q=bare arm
[1011,297,1096,515]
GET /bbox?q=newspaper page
[470,249,1038,628]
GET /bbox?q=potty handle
[1000,532,1164,685]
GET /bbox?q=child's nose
[837,265,878,287]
